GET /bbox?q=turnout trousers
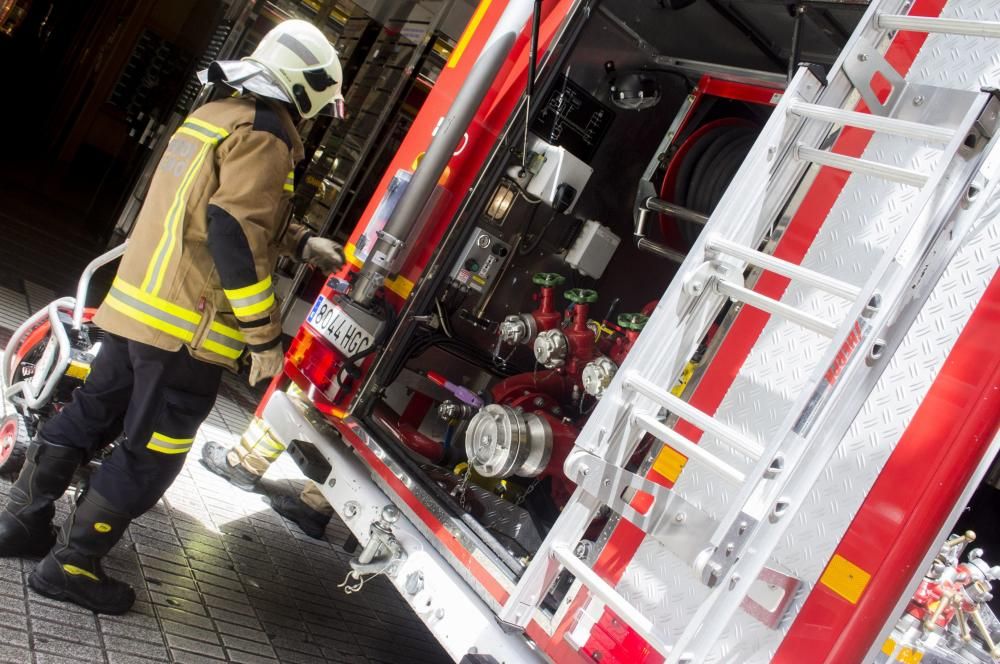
[42,333,222,518]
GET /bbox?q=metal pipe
[795,144,929,187]
[788,4,805,84]
[787,100,954,143]
[643,196,709,225]
[280,5,453,321]
[73,242,127,329]
[634,413,747,484]
[637,238,687,264]
[877,14,1000,38]
[706,235,861,300]
[350,0,536,307]
[551,543,671,657]
[626,373,764,459]
[717,279,839,337]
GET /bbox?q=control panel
[449,227,511,293]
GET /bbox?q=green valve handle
[564,288,599,304]
[618,313,649,331]
[532,272,566,287]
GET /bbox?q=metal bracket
[841,39,907,116]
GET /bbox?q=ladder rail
[668,92,997,663]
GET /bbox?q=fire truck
[249,0,1000,661]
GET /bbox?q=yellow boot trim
[62,564,100,582]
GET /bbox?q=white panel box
[564,220,620,279]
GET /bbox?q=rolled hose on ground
[660,120,760,247]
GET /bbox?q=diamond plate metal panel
[614,5,1000,660]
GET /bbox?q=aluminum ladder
[497,2,1000,661]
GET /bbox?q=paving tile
[31,616,102,647]
[155,605,216,632]
[273,649,330,664]
[102,635,171,662]
[149,590,207,617]
[0,641,32,664]
[106,650,169,664]
[165,633,226,660]
[0,625,28,649]
[160,617,221,645]
[31,634,104,662]
[226,649,281,664]
[168,649,226,664]
[207,605,262,630]
[214,618,269,644]
[98,618,164,645]
[221,633,278,657]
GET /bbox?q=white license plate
[306,295,375,357]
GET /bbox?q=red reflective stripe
[775,269,1000,663]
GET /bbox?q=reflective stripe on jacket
[94,96,312,369]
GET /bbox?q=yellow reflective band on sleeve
[202,338,243,360]
[209,321,244,342]
[182,117,231,143]
[147,432,194,455]
[176,127,219,145]
[231,293,276,319]
[63,564,101,582]
[226,277,276,320]
[142,143,212,295]
[284,171,295,193]
[224,276,272,301]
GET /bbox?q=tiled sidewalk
[0,281,449,664]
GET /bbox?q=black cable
[337,295,396,388]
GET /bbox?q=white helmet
[245,20,345,119]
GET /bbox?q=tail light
[287,326,345,404]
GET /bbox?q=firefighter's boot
[200,441,260,491]
[270,494,331,539]
[0,440,83,558]
[29,490,135,614]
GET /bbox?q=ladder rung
[552,544,670,656]
[626,374,764,459]
[795,145,929,187]
[787,100,954,143]
[634,413,747,484]
[717,279,839,337]
[707,236,862,301]
[878,14,1000,39]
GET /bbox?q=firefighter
[201,418,333,539]
[0,20,346,615]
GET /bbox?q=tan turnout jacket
[94,95,313,370]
